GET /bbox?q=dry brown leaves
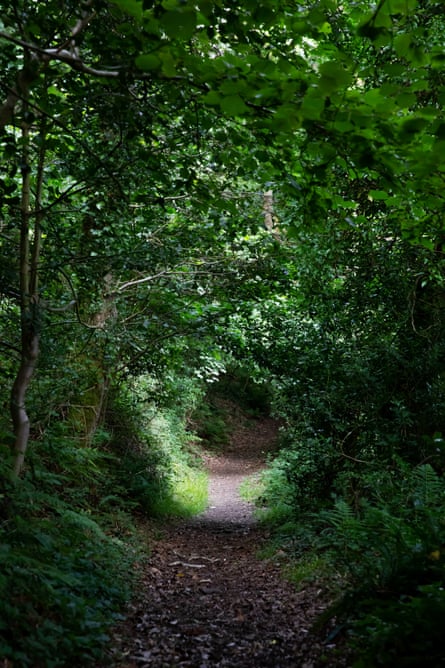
[101,406,351,667]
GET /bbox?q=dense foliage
[1,0,445,665]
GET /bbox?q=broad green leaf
[373,9,392,29]
[111,0,142,20]
[317,21,332,35]
[368,190,389,201]
[135,54,160,71]
[395,92,416,109]
[47,85,65,98]
[387,0,418,13]
[318,61,353,93]
[394,33,412,58]
[202,91,220,106]
[219,95,249,117]
[362,88,396,113]
[400,117,430,136]
[301,91,325,120]
[220,79,248,96]
[197,0,213,16]
[159,50,177,77]
[160,10,197,39]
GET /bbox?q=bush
[0,369,210,666]
[313,463,445,666]
[0,476,137,666]
[104,375,208,517]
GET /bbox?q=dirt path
[105,405,347,667]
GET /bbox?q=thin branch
[114,328,193,376]
[43,300,76,313]
[29,114,47,298]
[0,31,121,79]
[116,260,229,292]
[34,182,92,216]
[55,266,104,330]
[0,81,128,198]
[0,341,21,356]
[62,1,95,43]
[338,428,371,465]
[117,269,173,292]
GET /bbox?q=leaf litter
[101,402,350,667]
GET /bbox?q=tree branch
[0,31,121,79]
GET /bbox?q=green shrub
[104,375,208,517]
[315,464,445,666]
[351,583,445,667]
[189,400,230,450]
[0,479,137,667]
[214,364,274,416]
[0,369,210,666]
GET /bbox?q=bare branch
[117,269,178,292]
[1,31,122,78]
[0,341,21,356]
[43,300,77,313]
[42,48,121,78]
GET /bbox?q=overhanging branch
[0,31,122,78]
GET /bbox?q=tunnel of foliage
[1,0,445,665]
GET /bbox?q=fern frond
[412,464,444,509]
[327,498,357,530]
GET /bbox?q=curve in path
[104,404,347,668]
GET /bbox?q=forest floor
[104,401,350,667]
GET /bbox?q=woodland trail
[105,403,348,668]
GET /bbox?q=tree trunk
[10,330,39,477]
[263,189,280,239]
[9,101,45,477]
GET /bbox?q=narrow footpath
[105,404,348,667]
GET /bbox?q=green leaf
[111,0,142,20]
[159,50,177,77]
[135,54,160,71]
[395,92,416,109]
[47,85,65,98]
[400,117,430,136]
[301,91,325,120]
[220,79,248,96]
[219,94,249,117]
[317,21,332,35]
[387,0,418,13]
[394,33,412,58]
[202,91,220,106]
[318,61,353,93]
[362,88,396,113]
[368,190,389,201]
[160,10,197,40]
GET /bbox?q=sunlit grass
[238,471,265,503]
[151,464,208,518]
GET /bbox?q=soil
[104,401,350,667]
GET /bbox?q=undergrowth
[0,371,210,666]
[257,447,445,666]
[105,375,208,518]
[0,445,139,667]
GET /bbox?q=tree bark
[10,331,39,477]
[263,189,280,239]
[9,103,45,477]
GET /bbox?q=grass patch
[283,555,331,589]
[150,464,208,518]
[239,471,265,503]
